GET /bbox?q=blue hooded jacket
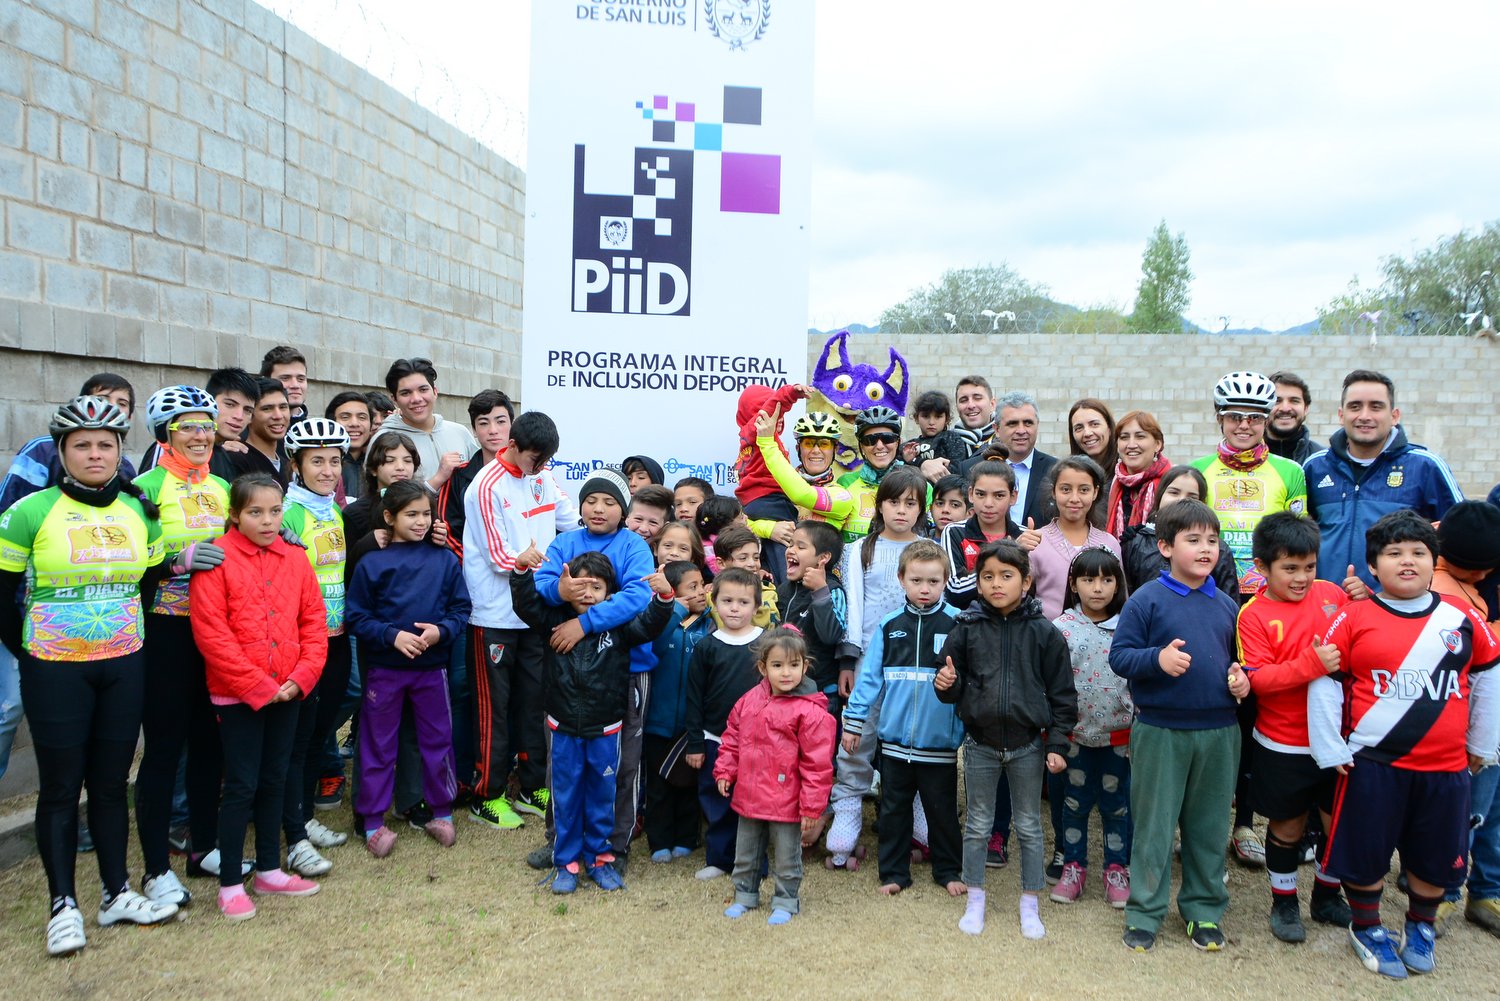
[534,525,658,672]
[643,600,714,738]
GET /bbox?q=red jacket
[714,678,835,822]
[190,527,328,710]
[734,383,804,506]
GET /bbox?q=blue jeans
[962,737,1045,890]
[1059,743,1132,868]
[0,647,21,780]
[1449,763,1500,902]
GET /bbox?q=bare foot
[878,883,903,896]
[801,815,828,847]
[945,881,967,896]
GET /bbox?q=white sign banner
[521,0,815,494]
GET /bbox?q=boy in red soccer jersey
[1230,513,1353,944]
[1308,512,1500,980]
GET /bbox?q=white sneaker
[305,818,349,849]
[196,848,252,878]
[98,889,178,927]
[142,870,192,907]
[46,906,86,956]
[695,865,727,880]
[287,839,332,877]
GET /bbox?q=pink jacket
[714,678,835,822]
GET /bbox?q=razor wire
[808,310,1491,338]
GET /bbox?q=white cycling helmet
[1212,371,1277,413]
[145,385,218,442]
[285,417,350,455]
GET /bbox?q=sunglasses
[860,432,900,447]
[1220,411,1267,425]
[168,419,218,434]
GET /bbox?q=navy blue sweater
[346,541,472,671]
[1108,572,1239,730]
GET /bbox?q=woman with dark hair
[1104,410,1171,539]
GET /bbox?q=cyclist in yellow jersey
[279,418,355,878]
[754,406,854,535]
[836,407,932,543]
[132,387,233,908]
[1190,370,1308,873]
[0,398,178,956]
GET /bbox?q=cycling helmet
[854,406,903,437]
[285,417,350,455]
[793,412,843,441]
[1212,371,1277,413]
[48,396,131,443]
[146,385,218,441]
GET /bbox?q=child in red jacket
[190,474,328,921]
[714,627,835,925]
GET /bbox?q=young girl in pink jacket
[714,627,835,925]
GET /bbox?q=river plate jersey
[1191,453,1307,596]
[283,502,346,636]
[0,487,163,661]
[134,467,229,616]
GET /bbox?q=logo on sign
[705,0,770,50]
[571,87,782,316]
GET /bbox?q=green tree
[1128,221,1193,333]
[878,264,1051,333]
[1320,221,1499,335]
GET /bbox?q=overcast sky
[273,1,1500,332]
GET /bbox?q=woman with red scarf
[1103,411,1171,539]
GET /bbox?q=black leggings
[282,638,352,840]
[135,615,222,875]
[19,653,144,902]
[217,699,300,887]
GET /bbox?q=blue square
[694,123,723,151]
[642,109,654,119]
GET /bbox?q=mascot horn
[807,330,910,475]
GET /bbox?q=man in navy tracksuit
[1302,370,1462,588]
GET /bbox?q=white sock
[959,889,987,935]
[1019,893,1045,939]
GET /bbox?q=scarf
[286,480,338,522]
[157,444,210,485]
[1217,440,1269,473]
[799,466,835,487]
[858,459,899,486]
[1106,453,1171,538]
[952,420,995,457]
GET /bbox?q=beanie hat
[1437,500,1500,571]
[580,469,629,511]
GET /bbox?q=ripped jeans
[1059,741,1132,869]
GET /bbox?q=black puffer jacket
[1119,522,1239,597]
[510,570,673,738]
[935,594,1076,755]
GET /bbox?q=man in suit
[960,391,1056,529]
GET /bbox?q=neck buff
[59,470,122,508]
[286,480,338,522]
[1217,440,1269,473]
[157,444,210,485]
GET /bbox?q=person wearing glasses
[1190,370,1308,872]
[836,406,930,542]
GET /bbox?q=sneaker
[1399,919,1435,974]
[1123,926,1156,952]
[695,865,727,880]
[589,861,625,891]
[469,796,525,830]
[1348,925,1408,980]
[1187,920,1226,951]
[671,846,693,858]
[252,871,321,896]
[188,848,252,879]
[1231,826,1265,867]
[985,832,1008,868]
[1309,888,1352,926]
[219,890,256,921]
[402,801,434,830]
[1044,849,1065,885]
[613,851,630,878]
[167,825,191,856]
[551,867,578,894]
[1269,897,1306,943]
[424,818,457,847]
[1298,828,1320,865]
[526,843,554,870]
[1467,896,1500,937]
[1050,862,1085,903]
[651,849,673,863]
[313,774,345,811]
[452,783,475,809]
[142,870,192,908]
[513,788,550,819]
[46,906,86,956]
[1432,899,1458,939]
[366,826,397,858]
[1104,864,1130,909]
[305,818,349,849]
[286,839,332,877]
[98,889,178,927]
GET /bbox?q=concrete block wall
[1,0,523,464]
[809,332,1498,498]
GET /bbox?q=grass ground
[0,790,1494,1001]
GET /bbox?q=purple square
[720,153,781,214]
[653,95,668,110]
[675,102,696,122]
